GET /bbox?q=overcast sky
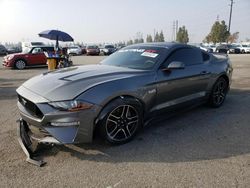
[0,0,249,44]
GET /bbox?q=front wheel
[208,77,228,108]
[15,60,26,70]
[99,99,142,144]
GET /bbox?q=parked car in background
[216,44,241,54]
[80,45,87,54]
[2,46,55,70]
[200,45,213,53]
[235,44,250,53]
[116,45,126,50]
[0,44,8,55]
[189,43,213,53]
[86,45,100,55]
[7,47,22,54]
[206,44,217,52]
[102,44,117,55]
[22,42,46,53]
[67,46,82,55]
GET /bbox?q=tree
[134,39,139,44]
[204,34,212,43]
[127,39,133,45]
[159,31,165,42]
[138,38,144,43]
[204,20,230,43]
[227,32,239,43]
[117,41,126,47]
[146,35,153,42]
[176,26,189,43]
[134,32,144,44]
[154,32,160,42]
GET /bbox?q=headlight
[49,100,93,111]
[7,55,14,60]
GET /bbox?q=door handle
[200,71,210,75]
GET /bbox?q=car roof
[128,42,192,49]
[31,46,54,48]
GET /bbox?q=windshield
[69,47,78,49]
[22,47,31,53]
[105,45,115,48]
[87,46,98,49]
[101,46,166,70]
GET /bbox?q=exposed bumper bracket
[17,119,46,167]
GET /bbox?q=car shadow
[37,88,250,164]
[0,78,28,100]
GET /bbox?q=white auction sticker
[119,49,145,53]
[141,52,159,58]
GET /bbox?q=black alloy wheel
[209,77,228,107]
[99,99,142,144]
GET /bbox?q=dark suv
[216,44,241,54]
[0,45,8,55]
[102,45,117,55]
[2,46,55,70]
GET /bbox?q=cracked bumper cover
[17,101,100,144]
[16,86,101,144]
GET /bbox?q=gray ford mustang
[16,42,233,165]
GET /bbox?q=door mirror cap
[167,61,185,69]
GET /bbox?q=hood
[5,53,23,58]
[11,52,25,56]
[20,64,145,102]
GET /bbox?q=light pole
[228,0,234,33]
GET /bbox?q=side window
[202,51,210,62]
[167,48,203,66]
[32,48,42,54]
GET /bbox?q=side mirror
[167,61,185,69]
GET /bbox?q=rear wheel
[99,98,142,144]
[209,77,228,108]
[15,60,26,70]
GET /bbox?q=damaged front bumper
[16,86,101,166]
[17,118,82,166]
[17,119,55,166]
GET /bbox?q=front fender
[77,73,157,118]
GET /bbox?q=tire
[15,60,26,70]
[99,98,142,144]
[242,50,245,54]
[208,77,229,108]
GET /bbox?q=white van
[21,42,45,52]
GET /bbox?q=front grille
[18,94,44,119]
